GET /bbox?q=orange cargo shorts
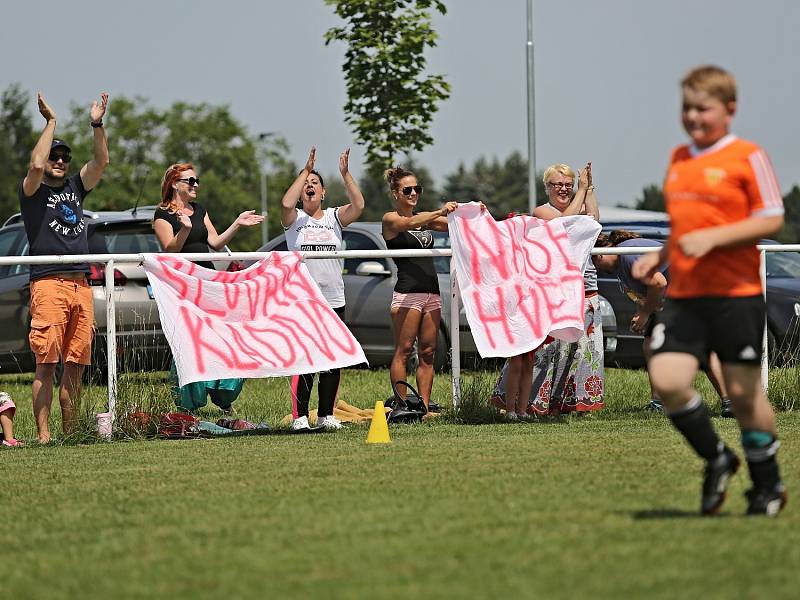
[29,274,94,365]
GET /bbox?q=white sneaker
[504,411,518,421]
[291,416,311,431]
[318,415,343,430]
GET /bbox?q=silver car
[0,209,241,379]
[259,222,617,369]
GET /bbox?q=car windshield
[766,251,800,278]
[103,228,162,254]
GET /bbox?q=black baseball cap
[51,139,71,152]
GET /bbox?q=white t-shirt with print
[284,207,345,308]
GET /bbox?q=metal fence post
[760,248,768,393]
[450,257,461,410]
[105,259,118,424]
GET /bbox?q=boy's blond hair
[542,163,576,186]
[681,65,737,105]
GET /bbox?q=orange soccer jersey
[664,135,783,298]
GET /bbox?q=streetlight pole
[260,170,268,246]
[258,132,275,247]
[526,0,537,214]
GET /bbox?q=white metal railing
[0,244,794,424]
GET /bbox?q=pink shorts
[0,392,15,417]
[391,292,442,313]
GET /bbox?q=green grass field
[1,367,798,599]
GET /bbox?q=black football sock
[742,430,782,490]
[317,368,341,418]
[667,393,724,461]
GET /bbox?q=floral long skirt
[492,294,605,415]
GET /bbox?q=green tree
[0,83,37,221]
[61,95,165,213]
[633,184,666,212]
[351,158,443,222]
[2,85,326,249]
[630,184,800,243]
[324,0,450,172]
[60,96,293,251]
[777,185,800,243]
[441,151,545,218]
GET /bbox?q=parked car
[596,225,800,366]
[258,222,618,370]
[0,209,241,379]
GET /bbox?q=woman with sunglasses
[382,166,457,413]
[280,147,365,431]
[153,163,263,414]
[153,164,262,269]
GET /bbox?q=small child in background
[0,391,23,447]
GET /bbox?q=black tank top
[384,228,440,294]
[153,202,214,269]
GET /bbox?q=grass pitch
[1,368,798,599]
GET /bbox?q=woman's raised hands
[303,147,316,174]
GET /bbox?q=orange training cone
[366,400,391,444]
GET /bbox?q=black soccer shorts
[650,295,765,365]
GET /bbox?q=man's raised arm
[22,92,57,198]
[80,92,110,191]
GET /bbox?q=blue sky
[2,0,797,208]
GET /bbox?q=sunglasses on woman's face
[178,177,200,187]
[402,185,423,196]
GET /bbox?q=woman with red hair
[153,162,263,414]
[153,162,262,268]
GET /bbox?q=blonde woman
[493,163,604,416]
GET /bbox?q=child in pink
[0,392,23,447]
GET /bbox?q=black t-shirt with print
[18,173,91,280]
[153,203,214,269]
[384,228,440,294]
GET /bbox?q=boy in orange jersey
[634,65,786,516]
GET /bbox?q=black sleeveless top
[384,228,440,294]
[153,202,214,269]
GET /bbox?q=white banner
[143,253,367,386]
[448,204,601,358]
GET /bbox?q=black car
[596,225,800,366]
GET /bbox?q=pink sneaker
[2,438,24,448]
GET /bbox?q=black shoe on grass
[701,448,740,515]
[745,485,787,517]
[643,400,664,413]
[720,399,734,418]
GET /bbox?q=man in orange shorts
[19,91,109,443]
